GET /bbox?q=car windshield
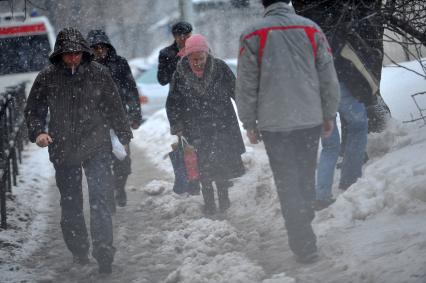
[0,34,51,75]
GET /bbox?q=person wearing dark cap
[25,27,132,274]
[157,21,193,85]
[87,29,143,208]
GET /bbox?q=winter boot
[115,187,127,207]
[201,182,216,215]
[187,181,201,195]
[98,262,112,274]
[73,253,90,265]
[217,184,231,212]
[294,251,319,264]
[93,246,115,274]
[115,175,128,207]
[314,198,335,211]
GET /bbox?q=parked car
[135,60,238,120]
[135,65,169,118]
[128,57,152,80]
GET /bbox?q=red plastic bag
[183,144,199,181]
[169,139,200,195]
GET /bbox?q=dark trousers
[54,151,116,264]
[262,126,321,257]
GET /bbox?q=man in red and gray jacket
[236,0,340,263]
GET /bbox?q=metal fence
[403,91,426,125]
[0,83,27,229]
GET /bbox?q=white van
[0,13,55,94]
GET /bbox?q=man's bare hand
[321,119,334,138]
[124,144,130,155]
[246,129,261,144]
[131,122,140,130]
[36,133,53,147]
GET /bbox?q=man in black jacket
[25,28,132,274]
[157,21,192,85]
[87,29,142,208]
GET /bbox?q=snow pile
[380,60,426,122]
[162,219,250,257]
[0,144,54,281]
[162,219,264,283]
[165,252,265,283]
[366,119,411,159]
[134,109,175,174]
[262,273,295,283]
[139,181,203,222]
[315,120,426,233]
[143,179,168,196]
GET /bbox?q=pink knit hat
[180,34,210,57]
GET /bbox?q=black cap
[171,21,193,35]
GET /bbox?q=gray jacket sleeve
[315,29,340,120]
[235,33,260,130]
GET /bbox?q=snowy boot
[201,182,216,215]
[115,187,127,207]
[98,262,112,274]
[73,253,90,265]
[115,175,128,207]
[217,183,230,212]
[294,251,319,264]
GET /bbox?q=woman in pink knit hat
[166,34,246,215]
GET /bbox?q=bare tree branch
[386,15,426,46]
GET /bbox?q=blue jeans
[316,83,368,201]
[55,151,116,265]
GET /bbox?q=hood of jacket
[87,29,116,52]
[49,27,93,64]
[264,2,295,18]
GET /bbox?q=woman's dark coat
[166,55,245,181]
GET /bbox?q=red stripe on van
[0,23,46,36]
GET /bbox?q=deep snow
[1,60,426,282]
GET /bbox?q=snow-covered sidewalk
[131,108,426,283]
[0,144,55,282]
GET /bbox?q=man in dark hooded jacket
[87,29,142,208]
[25,27,132,274]
[157,21,192,85]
